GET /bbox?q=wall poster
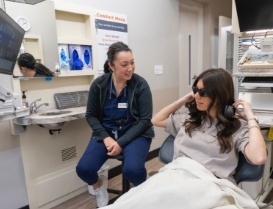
[94,10,128,75]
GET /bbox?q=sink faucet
[35,102,49,113]
[29,98,42,114]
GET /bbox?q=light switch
[154,65,163,74]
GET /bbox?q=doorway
[179,3,203,97]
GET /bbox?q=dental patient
[100,68,267,209]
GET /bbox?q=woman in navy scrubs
[76,42,154,208]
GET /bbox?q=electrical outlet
[154,65,163,74]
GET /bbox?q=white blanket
[101,157,258,209]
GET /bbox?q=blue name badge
[118,103,127,108]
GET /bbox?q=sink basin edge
[30,110,86,125]
[13,116,32,126]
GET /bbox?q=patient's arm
[244,128,267,165]
[152,92,194,128]
[234,99,267,165]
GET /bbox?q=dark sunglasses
[192,86,208,97]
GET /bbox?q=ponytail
[103,60,112,73]
[35,63,55,77]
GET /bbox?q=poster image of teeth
[80,45,93,69]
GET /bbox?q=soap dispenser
[22,91,29,108]
[55,63,60,77]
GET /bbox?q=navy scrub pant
[76,136,152,186]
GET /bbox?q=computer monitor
[235,0,273,32]
[0,8,25,75]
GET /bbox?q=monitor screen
[0,8,25,75]
[235,0,273,32]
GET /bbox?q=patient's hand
[184,91,195,102]
[175,92,194,108]
[233,99,254,119]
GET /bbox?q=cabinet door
[218,16,234,74]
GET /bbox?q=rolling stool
[107,155,131,204]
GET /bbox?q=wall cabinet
[55,10,92,44]
[54,2,98,78]
[23,35,44,62]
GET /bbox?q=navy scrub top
[102,82,133,139]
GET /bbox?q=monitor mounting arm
[0,83,13,100]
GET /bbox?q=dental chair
[158,135,271,208]
[158,134,265,184]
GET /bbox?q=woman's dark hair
[17,53,55,77]
[103,42,132,73]
[184,68,241,153]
